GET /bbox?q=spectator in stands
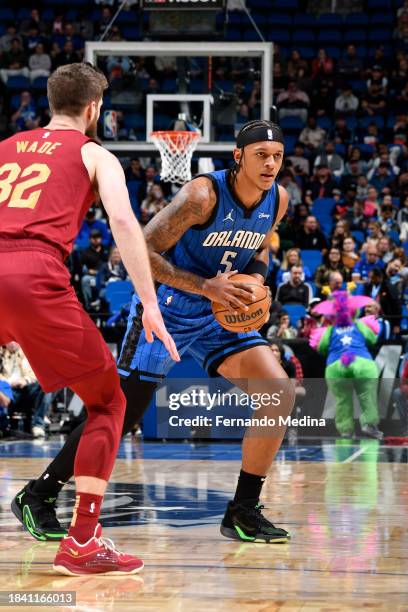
[377,236,395,265]
[315,247,349,291]
[77,207,111,248]
[25,25,43,55]
[296,215,328,251]
[20,9,47,36]
[74,9,94,41]
[379,203,400,237]
[0,37,29,83]
[356,174,370,201]
[297,297,325,339]
[307,165,337,199]
[330,219,351,250]
[267,312,298,340]
[125,157,145,183]
[140,184,167,224]
[10,91,39,132]
[364,267,402,336]
[276,80,310,123]
[97,247,128,306]
[279,170,302,206]
[353,243,385,282]
[338,44,363,79]
[367,65,388,94]
[386,258,404,298]
[80,229,109,311]
[346,200,369,233]
[330,116,352,144]
[342,236,360,272]
[138,165,160,201]
[361,84,387,117]
[53,40,81,69]
[287,142,310,175]
[96,6,114,38]
[277,247,312,284]
[334,86,359,115]
[299,116,326,151]
[320,270,346,297]
[398,194,408,240]
[311,49,334,80]
[392,353,408,435]
[28,42,51,81]
[364,186,381,217]
[363,301,391,342]
[370,163,396,193]
[269,342,306,398]
[0,24,22,54]
[276,265,312,307]
[314,142,345,178]
[0,342,50,437]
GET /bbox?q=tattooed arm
[144,176,255,310]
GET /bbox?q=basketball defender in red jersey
[0,63,179,576]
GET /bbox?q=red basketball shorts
[0,239,115,392]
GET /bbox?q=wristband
[243,260,268,280]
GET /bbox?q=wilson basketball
[212,274,271,333]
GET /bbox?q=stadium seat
[214,80,234,93]
[345,13,369,27]
[344,30,367,44]
[312,198,336,217]
[324,47,341,60]
[359,115,385,129]
[31,76,48,91]
[300,250,323,275]
[189,79,205,93]
[37,95,49,109]
[162,79,178,93]
[16,8,31,20]
[105,281,134,315]
[274,0,298,10]
[6,76,30,91]
[351,230,365,245]
[116,10,139,24]
[294,47,314,59]
[0,8,14,20]
[292,30,315,43]
[370,13,394,25]
[293,13,317,27]
[367,0,392,8]
[316,117,333,131]
[122,26,140,40]
[124,113,145,130]
[267,30,292,44]
[279,116,305,132]
[318,13,343,27]
[226,28,241,41]
[243,29,261,41]
[284,303,307,327]
[369,29,392,43]
[228,11,244,25]
[317,30,342,45]
[267,13,292,26]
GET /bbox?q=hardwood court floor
[0,438,407,611]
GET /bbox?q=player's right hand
[202,271,256,312]
[142,304,180,362]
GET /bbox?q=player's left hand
[142,304,180,362]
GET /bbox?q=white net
[151,131,200,185]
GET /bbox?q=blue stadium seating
[105,281,134,315]
[122,26,140,40]
[37,95,49,109]
[16,8,31,20]
[267,13,292,26]
[317,30,342,44]
[267,30,292,44]
[316,117,333,131]
[6,76,30,91]
[124,113,145,130]
[345,13,369,27]
[312,198,336,217]
[301,250,323,275]
[351,230,365,245]
[369,29,392,43]
[31,76,48,91]
[292,30,315,43]
[0,8,14,20]
[279,116,305,132]
[318,13,343,27]
[293,13,317,27]
[367,0,392,8]
[274,0,298,10]
[284,303,306,326]
[344,30,367,44]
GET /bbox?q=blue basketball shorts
[117,284,268,382]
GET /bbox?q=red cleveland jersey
[0,128,96,258]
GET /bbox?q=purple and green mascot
[310,291,383,439]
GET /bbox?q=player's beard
[85,116,98,139]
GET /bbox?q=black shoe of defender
[220,498,290,543]
[11,480,67,541]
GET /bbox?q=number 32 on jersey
[0,162,51,209]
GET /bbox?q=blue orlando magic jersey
[169,169,279,279]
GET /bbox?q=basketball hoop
[151,130,200,185]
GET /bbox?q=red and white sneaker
[53,524,144,576]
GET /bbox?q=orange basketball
[212,274,271,333]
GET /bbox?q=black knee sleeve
[120,371,157,435]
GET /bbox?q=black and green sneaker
[11,480,67,541]
[220,499,290,543]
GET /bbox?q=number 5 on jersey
[0,162,51,209]
[219,251,237,273]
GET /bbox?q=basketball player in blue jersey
[13,120,295,544]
